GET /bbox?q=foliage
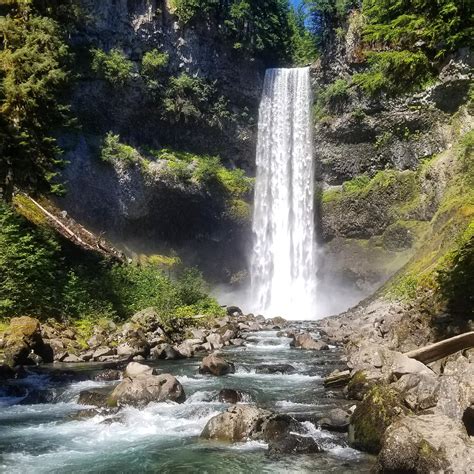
[0,202,224,321]
[352,50,431,96]
[0,5,70,201]
[0,202,62,316]
[163,73,231,127]
[90,48,133,87]
[171,0,297,64]
[100,132,140,165]
[289,6,318,66]
[141,49,169,77]
[141,49,169,94]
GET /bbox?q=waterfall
[250,67,317,320]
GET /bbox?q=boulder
[262,414,322,454]
[392,373,440,411]
[78,387,113,407]
[124,362,156,378]
[206,333,224,350]
[130,307,162,332]
[200,405,271,442]
[94,369,122,381]
[199,354,235,376]
[93,347,116,360]
[292,333,329,351]
[175,342,194,358]
[216,388,245,404]
[226,306,243,317]
[349,383,406,454]
[63,354,83,363]
[3,317,53,366]
[230,338,245,346]
[255,364,296,375]
[116,339,149,358]
[376,414,474,473]
[150,343,183,360]
[318,408,351,432]
[110,373,185,407]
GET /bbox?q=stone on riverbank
[349,383,406,454]
[109,373,185,407]
[376,414,474,473]
[201,405,272,442]
[199,354,235,376]
[291,333,329,350]
[3,317,53,367]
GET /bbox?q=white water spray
[251,67,317,320]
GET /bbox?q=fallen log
[405,331,474,365]
[324,369,351,388]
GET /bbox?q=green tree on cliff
[0,2,70,201]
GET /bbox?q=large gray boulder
[291,333,329,350]
[199,354,235,376]
[201,405,272,442]
[376,414,474,473]
[124,362,156,378]
[109,373,185,407]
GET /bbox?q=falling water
[251,67,317,320]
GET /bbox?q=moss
[12,195,48,226]
[0,319,9,336]
[321,188,342,204]
[350,383,406,454]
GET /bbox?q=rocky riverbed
[0,316,375,473]
[1,309,473,472]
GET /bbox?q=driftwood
[324,369,351,388]
[405,331,474,365]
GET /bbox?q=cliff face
[68,0,263,168]
[58,0,263,280]
[311,16,473,305]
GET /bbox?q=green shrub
[141,49,169,77]
[100,132,140,165]
[91,48,133,86]
[352,50,431,96]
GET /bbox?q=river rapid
[0,328,373,473]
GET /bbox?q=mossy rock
[349,383,407,454]
[346,370,372,400]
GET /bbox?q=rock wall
[312,18,473,304]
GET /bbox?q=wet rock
[318,408,350,432]
[109,373,185,407]
[150,343,183,360]
[216,388,245,404]
[376,414,474,473]
[226,306,243,317]
[3,317,53,366]
[262,414,322,454]
[230,338,245,346]
[94,369,122,381]
[124,362,156,378]
[200,405,271,442]
[256,364,296,375]
[78,387,113,407]
[63,354,83,363]
[291,333,329,351]
[199,354,235,376]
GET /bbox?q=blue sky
[290,0,304,8]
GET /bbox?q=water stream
[251,68,317,320]
[0,329,372,473]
